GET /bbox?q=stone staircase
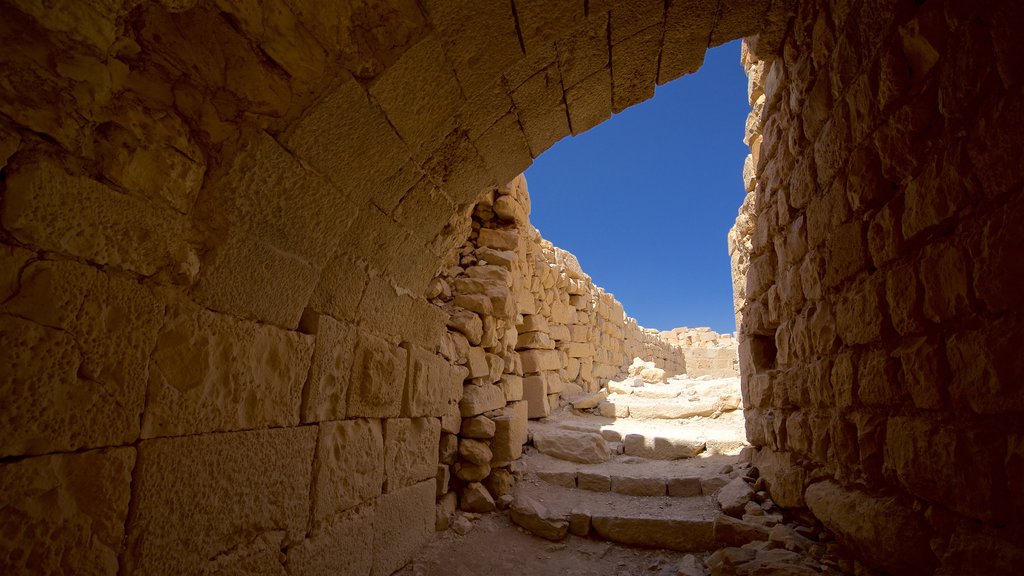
[502,374,852,575]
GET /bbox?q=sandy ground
[394,512,701,576]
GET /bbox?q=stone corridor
[1,1,1022,575]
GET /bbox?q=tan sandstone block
[404,345,462,417]
[313,419,384,527]
[2,161,190,276]
[282,76,410,205]
[384,417,441,492]
[372,480,435,576]
[511,63,571,156]
[285,505,374,576]
[660,0,714,83]
[474,111,534,183]
[347,331,408,418]
[194,232,320,330]
[521,349,562,372]
[123,428,317,576]
[300,312,357,423]
[566,68,613,135]
[513,0,585,55]
[0,447,135,576]
[1,260,163,457]
[557,12,608,88]
[424,0,521,97]
[143,303,314,438]
[611,24,662,113]
[370,35,463,153]
[460,383,506,417]
[491,400,529,465]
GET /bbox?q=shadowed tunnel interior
[0,0,1022,574]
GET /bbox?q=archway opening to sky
[525,39,749,336]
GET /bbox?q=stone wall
[732,1,1024,573]
[659,326,740,378]
[431,174,689,517]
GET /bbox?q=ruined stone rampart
[659,326,740,378]
[732,3,1024,572]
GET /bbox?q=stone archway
[1,0,1022,575]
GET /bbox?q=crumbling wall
[732,1,1024,573]
[429,174,688,518]
[659,327,740,378]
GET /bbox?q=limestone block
[517,330,555,350]
[2,161,190,276]
[347,331,408,418]
[612,475,666,497]
[805,480,936,574]
[611,24,662,113]
[557,12,608,87]
[195,232,320,330]
[461,482,497,513]
[285,505,374,576]
[461,415,496,439]
[144,304,315,438]
[667,477,702,498]
[572,390,608,410]
[520,349,562,372]
[511,64,571,156]
[532,429,611,464]
[566,68,612,135]
[403,345,461,417]
[590,515,715,552]
[538,470,577,488]
[454,462,490,482]
[473,111,532,182]
[307,251,369,323]
[523,374,550,419]
[372,480,435,576]
[313,419,384,527]
[459,383,506,417]
[598,401,629,418]
[519,314,550,333]
[384,417,441,492]
[624,433,704,460]
[717,477,755,517]
[510,495,569,541]
[124,428,316,575]
[458,438,493,466]
[475,247,516,269]
[484,467,516,499]
[0,447,134,575]
[477,228,519,252]
[578,470,612,492]
[549,324,571,341]
[454,293,492,316]
[566,341,595,358]
[491,401,529,465]
[465,345,490,380]
[1,261,163,457]
[298,314,357,423]
[499,374,524,402]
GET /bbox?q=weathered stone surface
[1,260,164,457]
[717,477,755,517]
[347,331,408,418]
[300,313,357,423]
[713,513,770,547]
[532,428,611,464]
[806,480,937,574]
[404,345,463,417]
[611,475,666,497]
[286,505,373,576]
[590,515,715,552]
[491,401,529,464]
[384,417,441,492]
[510,494,569,541]
[458,438,493,466]
[623,433,705,460]
[460,482,496,513]
[124,428,316,575]
[459,383,506,416]
[372,480,434,576]
[144,303,314,437]
[313,419,384,527]
[461,415,496,438]
[0,447,135,576]
[3,162,191,276]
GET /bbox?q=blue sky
[524,40,749,335]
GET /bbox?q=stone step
[529,411,748,461]
[526,450,739,498]
[511,477,721,552]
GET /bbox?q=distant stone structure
[659,327,740,378]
